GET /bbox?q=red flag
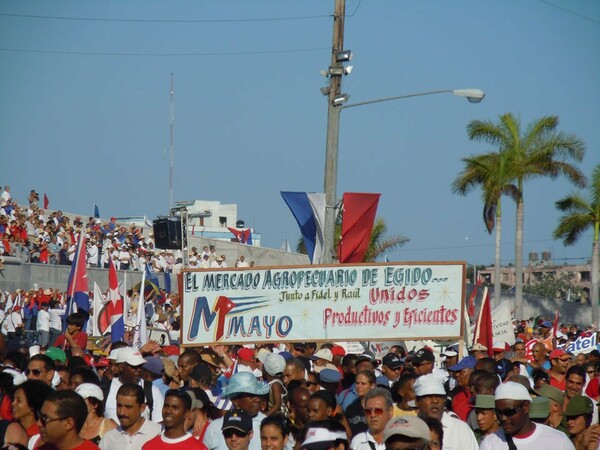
[473,287,494,357]
[339,193,381,263]
[552,309,559,339]
[43,193,49,209]
[227,227,252,244]
[107,259,124,342]
[467,280,482,317]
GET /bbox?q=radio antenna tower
[169,73,175,211]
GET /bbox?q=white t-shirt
[36,309,50,332]
[440,411,478,450]
[104,377,164,424]
[350,431,385,450]
[480,423,575,450]
[49,307,66,330]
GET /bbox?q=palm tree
[554,163,600,329]
[465,114,585,318]
[296,217,408,262]
[452,150,519,305]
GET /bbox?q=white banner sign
[491,302,515,345]
[181,262,465,346]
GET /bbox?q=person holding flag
[53,312,88,354]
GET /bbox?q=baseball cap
[382,353,403,370]
[311,349,333,362]
[383,416,430,442]
[222,409,253,434]
[143,356,164,376]
[237,348,255,362]
[470,343,488,352]
[413,374,446,397]
[474,394,495,409]
[563,395,593,416]
[448,356,476,372]
[549,349,568,360]
[331,345,346,357]
[263,353,286,376]
[46,347,67,364]
[356,350,376,365]
[116,347,147,366]
[301,426,347,450]
[412,348,435,366]
[95,357,109,368]
[529,396,550,419]
[441,344,459,357]
[495,382,532,402]
[76,383,104,401]
[108,348,122,361]
[541,321,553,328]
[319,368,341,384]
[534,384,565,405]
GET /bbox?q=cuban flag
[65,233,89,324]
[107,259,124,343]
[227,227,253,244]
[281,192,325,264]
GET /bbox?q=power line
[536,0,600,25]
[0,46,328,57]
[0,11,331,23]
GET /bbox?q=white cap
[108,348,122,361]
[116,347,147,366]
[311,348,333,362]
[76,383,104,401]
[383,416,430,442]
[413,374,446,397]
[495,381,532,402]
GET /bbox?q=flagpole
[68,233,84,316]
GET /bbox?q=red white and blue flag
[227,227,253,245]
[66,233,89,324]
[281,191,325,264]
[107,259,124,343]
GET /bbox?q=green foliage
[523,272,584,301]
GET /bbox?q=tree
[452,150,519,306]
[464,114,585,318]
[523,272,584,301]
[554,163,600,328]
[296,217,408,262]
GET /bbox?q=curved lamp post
[322,88,486,264]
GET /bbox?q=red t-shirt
[53,330,88,350]
[143,433,207,450]
[549,374,566,391]
[586,377,599,399]
[39,439,99,450]
[451,388,472,422]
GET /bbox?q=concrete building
[478,251,592,302]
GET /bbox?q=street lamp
[322,88,485,264]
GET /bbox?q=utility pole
[322,0,346,264]
[169,73,174,211]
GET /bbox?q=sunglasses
[223,429,249,439]
[494,402,524,418]
[25,369,43,376]
[364,407,386,417]
[39,415,67,426]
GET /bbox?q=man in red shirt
[142,389,206,450]
[38,390,99,450]
[53,312,88,353]
[548,349,570,391]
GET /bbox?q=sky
[1,0,599,268]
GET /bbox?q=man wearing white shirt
[104,347,164,424]
[350,388,394,450]
[100,383,161,450]
[36,302,51,347]
[48,300,66,347]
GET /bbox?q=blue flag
[93,204,100,219]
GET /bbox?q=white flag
[133,270,148,349]
[92,283,105,337]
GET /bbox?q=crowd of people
[0,185,252,271]
[0,319,596,450]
